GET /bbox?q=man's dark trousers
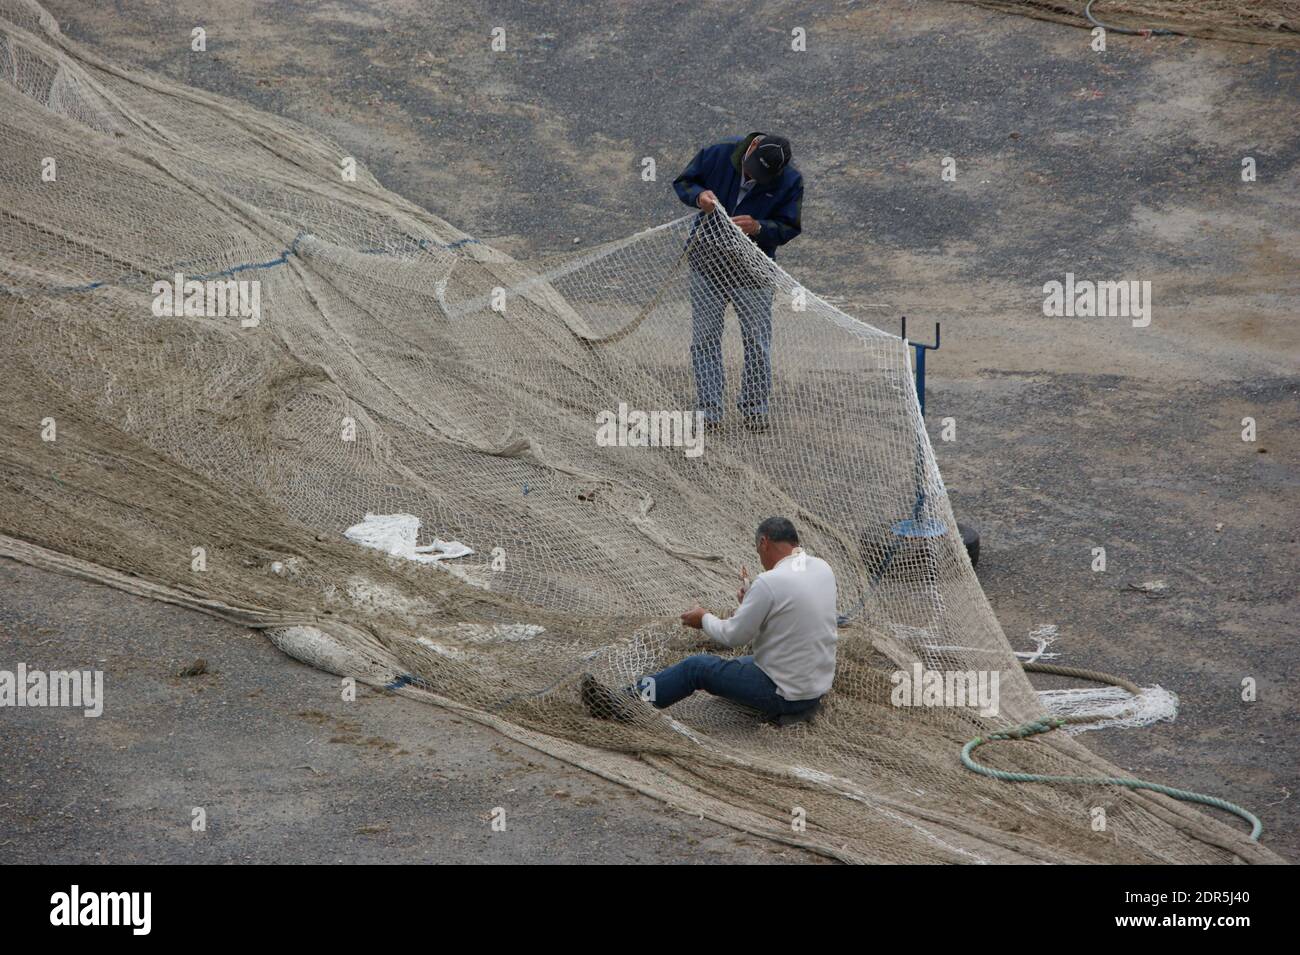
[689,270,773,423]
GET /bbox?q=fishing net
[956,0,1300,47]
[0,0,1278,863]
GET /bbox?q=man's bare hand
[731,215,761,236]
[680,606,707,630]
[697,190,718,213]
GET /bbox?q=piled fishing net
[956,0,1300,47]
[0,0,1278,863]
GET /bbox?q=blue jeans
[689,271,773,422]
[636,654,821,716]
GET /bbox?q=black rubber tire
[858,521,928,582]
[958,522,980,569]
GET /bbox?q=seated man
[581,517,837,722]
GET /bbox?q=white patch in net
[1039,684,1179,734]
[1015,624,1060,663]
[426,623,546,644]
[344,513,472,564]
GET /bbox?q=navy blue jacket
[673,134,803,259]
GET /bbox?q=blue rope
[2,230,479,298]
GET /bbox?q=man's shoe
[580,674,638,724]
[743,414,769,433]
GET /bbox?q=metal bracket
[901,316,940,418]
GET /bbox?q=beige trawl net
[0,0,1277,863]
[955,0,1300,47]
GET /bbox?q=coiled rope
[961,660,1262,840]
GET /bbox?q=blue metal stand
[838,316,977,627]
[898,315,978,571]
[879,316,943,576]
[901,316,940,418]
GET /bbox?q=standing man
[673,133,803,432]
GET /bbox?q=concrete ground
[6,0,1295,861]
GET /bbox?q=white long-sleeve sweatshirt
[701,550,838,701]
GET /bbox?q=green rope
[960,665,1263,841]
